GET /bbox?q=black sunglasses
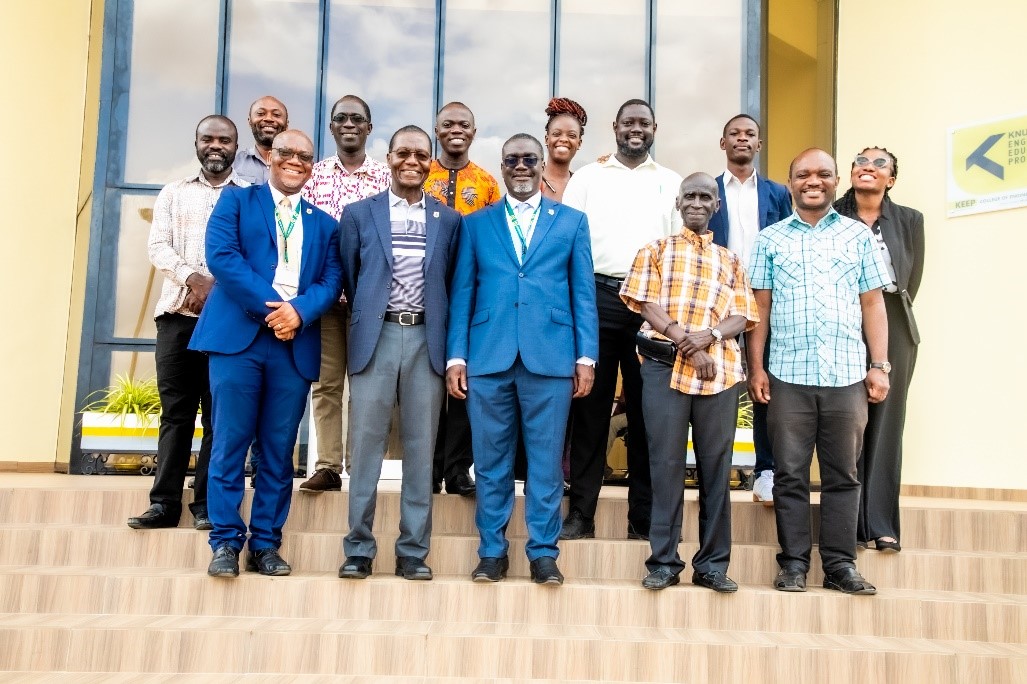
[331,112,369,125]
[502,155,540,169]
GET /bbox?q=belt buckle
[398,311,416,326]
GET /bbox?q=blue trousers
[206,330,310,552]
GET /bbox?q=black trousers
[642,360,735,575]
[433,396,473,484]
[740,336,774,475]
[568,282,651,527]
[859,293,918,543]
[150,313,212,514]
[768,376,867,574]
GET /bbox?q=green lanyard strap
[276,200,300,264]
[504,200,541,260]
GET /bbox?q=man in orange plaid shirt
[620,172,759,593]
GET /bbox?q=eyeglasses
[331,112,369,125]
[273,147,314,164]
[391,148,431,163]
[854,155,890,169]
[502,155,540,169]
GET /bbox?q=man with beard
[299,95,391,492]
[708,114,792,505]
[128,115,247,531]
[193,129,342,578]
[747,148,889,595]
[561,99,682,542]
[424,101,501,498]
[447,134,598,585]
[234,95,289,186]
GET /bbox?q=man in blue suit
[708,114,791,505]
[190,129,343,578]
[447,134,599,585]
[337,125,462,582]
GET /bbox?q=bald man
[234,95,290,185]
[191,129,343,578]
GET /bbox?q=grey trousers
[641,360,736,575]
[344,323,445,560]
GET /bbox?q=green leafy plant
[81,374,161,426]
[737,393,754,430]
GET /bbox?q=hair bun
[545,97,587,128]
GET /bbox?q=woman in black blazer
[835,147,925,553]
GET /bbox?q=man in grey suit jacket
[337,125,462,581]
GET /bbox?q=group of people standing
[126,90,924,596]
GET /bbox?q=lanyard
[276,200,300,264]
[504,200,541,260]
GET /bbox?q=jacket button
[518,273,524,278]
[378,313,383,319]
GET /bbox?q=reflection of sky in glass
[443,0,550,181]
[325,0,435,163]
[114,194,159,340]
[559,0,646,169]
[227,0,320,151]
[655,1,743,180]
[124,0,219,185]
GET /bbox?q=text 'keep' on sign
[948,112,1027,217]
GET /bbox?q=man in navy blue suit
[447,134,599,585]
[708,114,791,505]
[337,125,461,582]
[190,129,343,578]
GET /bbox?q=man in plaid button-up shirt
[747,148,890,596]
[621,172,758,594]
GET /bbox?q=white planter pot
[686,427,755,468]
[80,412,202,453]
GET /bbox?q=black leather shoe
[692,570,738,593]
[471,556,510,582]
[395,556,433,580]
[432,480,442,494]
[127,503,180,529]
[641,567,680,590]
[445,472,477,497]
[559,510,595,540]
[207,544,240,577]
[191,507,212,531]
[245,548,292,576]
[824,567,877,595]
[774,565,807,592]
[338,555,373,579]
[529,557,564,585]
[627,521,651,541]
[299,468,343,492]
[874,537,901,553]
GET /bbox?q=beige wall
[837,0,1027,490]
[0,2,99,467]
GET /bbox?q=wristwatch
[870,361,892,374]
[709,328,723,343]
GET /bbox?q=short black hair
[502,133,544,158]
[615,98,654,122]
[195,114,237,137]
[333,95,371,122]
[722,114,760,137]
[388,124,431,152]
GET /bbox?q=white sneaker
[752,471,774,506]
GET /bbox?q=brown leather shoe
[299,468,342,492]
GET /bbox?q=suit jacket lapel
[423,196,441,272]
[258,184,278,246]
[756,177,771,228]
[521,197,556,266]
[297,198,317,286]
[878,200,906,287]
[370,193,394,269]
[490,201,520,265]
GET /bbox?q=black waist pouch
[635,332,677,367]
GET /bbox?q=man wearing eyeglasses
[447,134,598,585]
[299,95,391,493]
[191,129,343,578]
[337,126,461,582]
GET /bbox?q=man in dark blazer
[447,134,599,585]
[191,129,343,578]
[337,126,461,582]
[708,114,791,505]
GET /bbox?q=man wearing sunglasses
[447,134,598,585]
[337,126,462,582]
[191,129,343,578]
[299,95,391,493]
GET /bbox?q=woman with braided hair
[834,147,925,554]
[541,97,587,201]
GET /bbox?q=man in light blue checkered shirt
[746,148,891,597]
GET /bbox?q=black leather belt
[594,274,624,290]
[384,311,425,325]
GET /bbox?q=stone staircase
[0,474,1024,682]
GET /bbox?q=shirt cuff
[576,357,596,366]
[446,359,466,369]
[176,265,198,287]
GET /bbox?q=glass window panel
[325,0,435,163]
[109,351,157,386]
[123,0,220,185]
[226,0,320,151]
[558,0,646,168]
[113,194,160,340]
[442,0,551,180]
[655,1,744,179]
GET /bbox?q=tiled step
[1,613,1024,682]
[0,565,1023,643]
[0,675,611,684]
[1,524,1023,594]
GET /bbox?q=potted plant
[79,375,201,453]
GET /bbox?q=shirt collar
[788,207,842,231]
[680,228,715,247]
[601,154,657,171]
[243,147,271,167]
[330,154,374,176]
[388,188,425,208]
[269,183,303,209]
[190,168,246,189]
[724,169,758,187]
[505,192,542,212]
